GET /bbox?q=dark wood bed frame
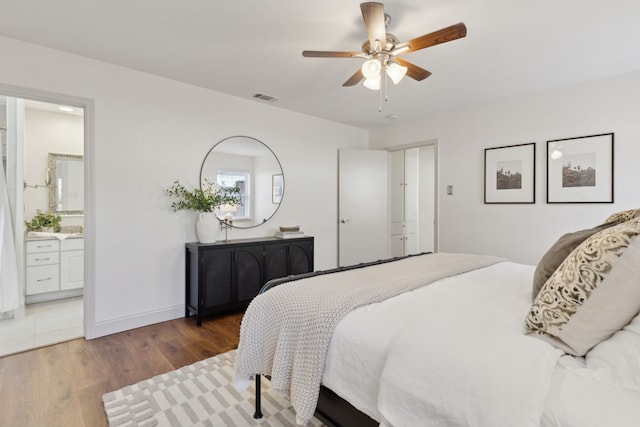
[252,252,432,427]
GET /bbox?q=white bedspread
[235,253,503,425]
[541,356,640,427]
[324,262,564,427]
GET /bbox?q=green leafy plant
[167,179,242,213]
[24,210,62,231]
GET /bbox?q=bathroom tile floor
[0,296,83,357]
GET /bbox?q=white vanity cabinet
[25,237,84,302]
[25,240,60,295]
[60,238,84,290]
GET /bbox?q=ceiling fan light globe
[386,62,408,84]
[363,76,381,90]
[361,58,382,79]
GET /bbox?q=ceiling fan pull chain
[384,69,390,103]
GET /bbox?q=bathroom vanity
[25,236,84,303]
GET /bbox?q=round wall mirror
[200,136,284,229]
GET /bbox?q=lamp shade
[386,62,408,85]
[361,58,382,79]
[363,76,381,90]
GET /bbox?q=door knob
[340,219,351,223]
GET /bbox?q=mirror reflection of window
[200,136,283,228]
[217,169,250,219]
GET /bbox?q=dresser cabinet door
[202,248,233,309]
[235,246,265,302]
[264,243,288,282]
[289,239,314,275]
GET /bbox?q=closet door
[404,148,419,224]
[389,150,404,223]
[388,147,433,257]
[418,146,436,253]
[389,149,418,257]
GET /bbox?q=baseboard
[25,289,83,305]
[87,304,185,339]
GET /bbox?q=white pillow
[585,312,640,391]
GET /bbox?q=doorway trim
[0,82,96,339]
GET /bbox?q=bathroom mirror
[200,136,284,228]
[48,152,84,216]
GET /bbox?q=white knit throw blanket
[234,253,504,425]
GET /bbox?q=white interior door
[338,149,388,266]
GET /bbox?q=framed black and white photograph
[484,142,536,204]
[272,174,283,204]
[547,133,614,203]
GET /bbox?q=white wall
[0,36,368,337]
[370,71,640,265]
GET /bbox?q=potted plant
[24,209,62,232]
[167,179,241,243]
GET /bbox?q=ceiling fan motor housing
[362,33,400,55]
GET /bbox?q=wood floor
[0,311,244,427]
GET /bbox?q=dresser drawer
[26,252,60,267]
[26,265,60,295]
[26,240,60,253]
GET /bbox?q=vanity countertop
[25,232,83,241]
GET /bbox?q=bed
[234,209,640,427]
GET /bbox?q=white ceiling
[0,1,639,129]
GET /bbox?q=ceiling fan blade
[302,50,364,58]
[394,57,432,81]
[360,2,387,51]
[343,69,364,87]
[393,22,467,55]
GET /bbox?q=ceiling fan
[302,2,467,91]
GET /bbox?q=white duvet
[323,261,564,427]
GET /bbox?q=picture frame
[484,142,536,204]
[272,174,283,204]
[547,133,614,203]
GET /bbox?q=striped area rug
[102,349,325,427]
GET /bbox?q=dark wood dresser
[185,236,314,325]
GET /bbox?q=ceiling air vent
[252,93,279,102]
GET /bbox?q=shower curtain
[0,155,19,314]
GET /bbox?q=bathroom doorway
[0,95,86,356]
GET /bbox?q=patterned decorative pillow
[604,208,640,224]
[531,220,626,301]
[526,217,640,356]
